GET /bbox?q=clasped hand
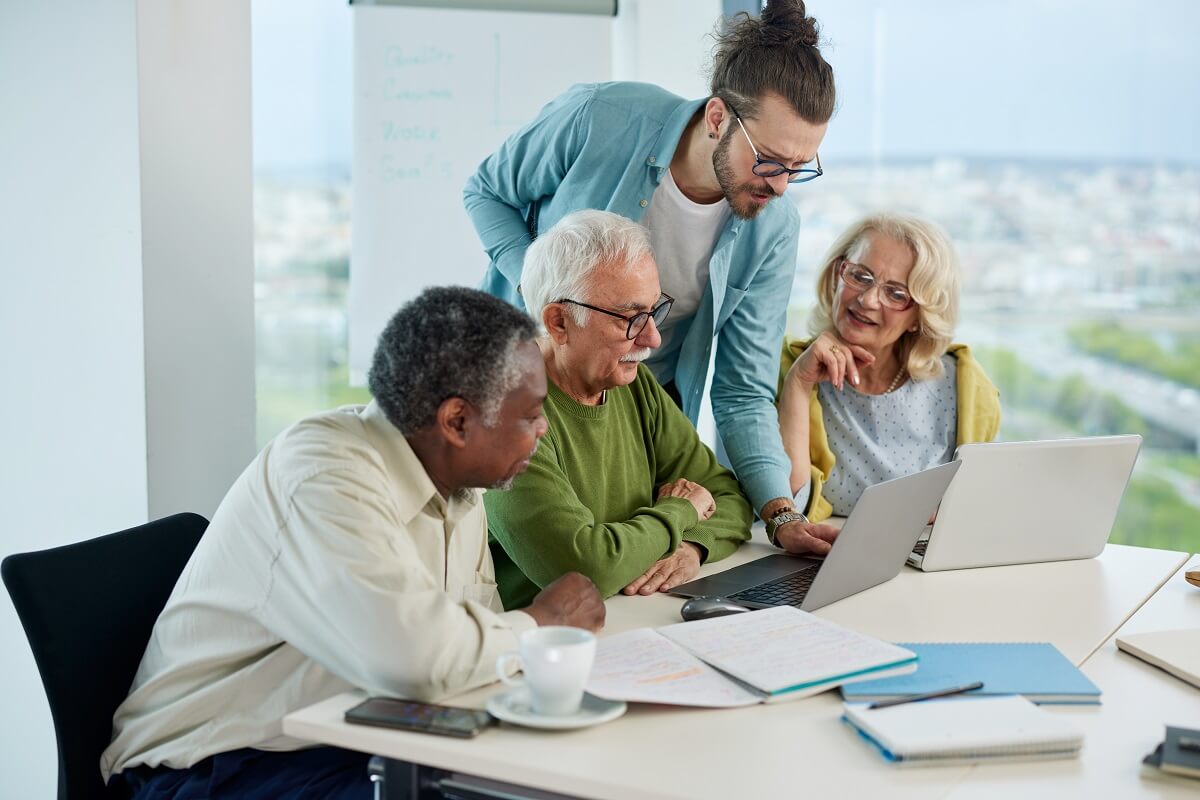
[621,478,715,595]
[622,541,702,596]
[656,477,715,521]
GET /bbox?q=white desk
[283,542,1188,800]
[948,556,1200,799]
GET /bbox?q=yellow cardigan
[778,338,1002,522]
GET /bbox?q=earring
[708,132,717,139]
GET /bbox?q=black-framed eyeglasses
[839,259,915,311]
[556,293,674,340]
[726,101,823,184]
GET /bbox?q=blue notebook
[839,643,1101,705]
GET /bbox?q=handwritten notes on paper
[586,608,917,707]
[587,628,762,707]
[659,606,915,697]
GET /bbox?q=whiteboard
[349,5,612,379]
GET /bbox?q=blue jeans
[112,746,372,799]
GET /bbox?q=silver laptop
[908,435,1142,572]
[670,461,960,612]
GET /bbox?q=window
[787,1,1200,551]
[252,0,363,446]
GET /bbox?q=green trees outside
[977,348,1147,439]
[1111,474,1200,552]
[1067,321,1200,391]
[975,346,1199,553]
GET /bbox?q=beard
[713,128,778,220]
[488,440,540,491]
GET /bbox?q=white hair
[520,210,654,330]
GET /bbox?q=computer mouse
[679,596,752,622]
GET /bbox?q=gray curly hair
[369,287,538,434]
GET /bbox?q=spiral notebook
[843,695,1085,767]
[840,643,1101,704]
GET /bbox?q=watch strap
[766,509,809,548]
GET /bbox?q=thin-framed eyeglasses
[726,101,823,184]
[839,259,915,311]
[556,294,674,340]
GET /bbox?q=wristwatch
[766,509,809,548]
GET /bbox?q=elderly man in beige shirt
[102,287,604,799]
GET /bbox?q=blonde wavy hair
[809,213,961,381]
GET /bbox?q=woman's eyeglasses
[839,259,915,311]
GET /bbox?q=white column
[137,1,257,519]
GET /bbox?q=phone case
[344,697,493,738]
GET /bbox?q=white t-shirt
[641,169,730,381]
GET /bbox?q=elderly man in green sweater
[485,210,754,609]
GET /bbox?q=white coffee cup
[495,626,596,717]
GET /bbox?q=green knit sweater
[485,365,753,609]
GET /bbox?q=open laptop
[908,434,1142,572]
[670,461,960,612]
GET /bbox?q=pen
[867,681,985,710]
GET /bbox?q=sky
[251,0,1200,172]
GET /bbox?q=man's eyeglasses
[726,102,823,184]
[557,294,674,340]
[840,259,915,311]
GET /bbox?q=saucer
[486,689,626,730]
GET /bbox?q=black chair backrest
[3,513,208,800]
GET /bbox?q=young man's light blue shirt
[464,81,802,512]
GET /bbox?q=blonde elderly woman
[770,213,1001,556]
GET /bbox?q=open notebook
[585,606,916,707]
[843,695,1085,767]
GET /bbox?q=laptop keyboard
[729,565,820,607]
[911,539,929,557]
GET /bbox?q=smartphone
[344,697,494,739]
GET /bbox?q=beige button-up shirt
[101,401,535,781]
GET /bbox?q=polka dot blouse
[794,354,958,516]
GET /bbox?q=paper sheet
[659,606,915,695]
[585,628,762,707]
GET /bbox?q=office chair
[2,513,208,800]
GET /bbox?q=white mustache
[620,348,653,363]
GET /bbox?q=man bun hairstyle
[369,286,538,435]
[709,0,836,124]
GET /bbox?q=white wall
[0,2,253,796]
[0,4,148,792]
[613,0,724,100]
